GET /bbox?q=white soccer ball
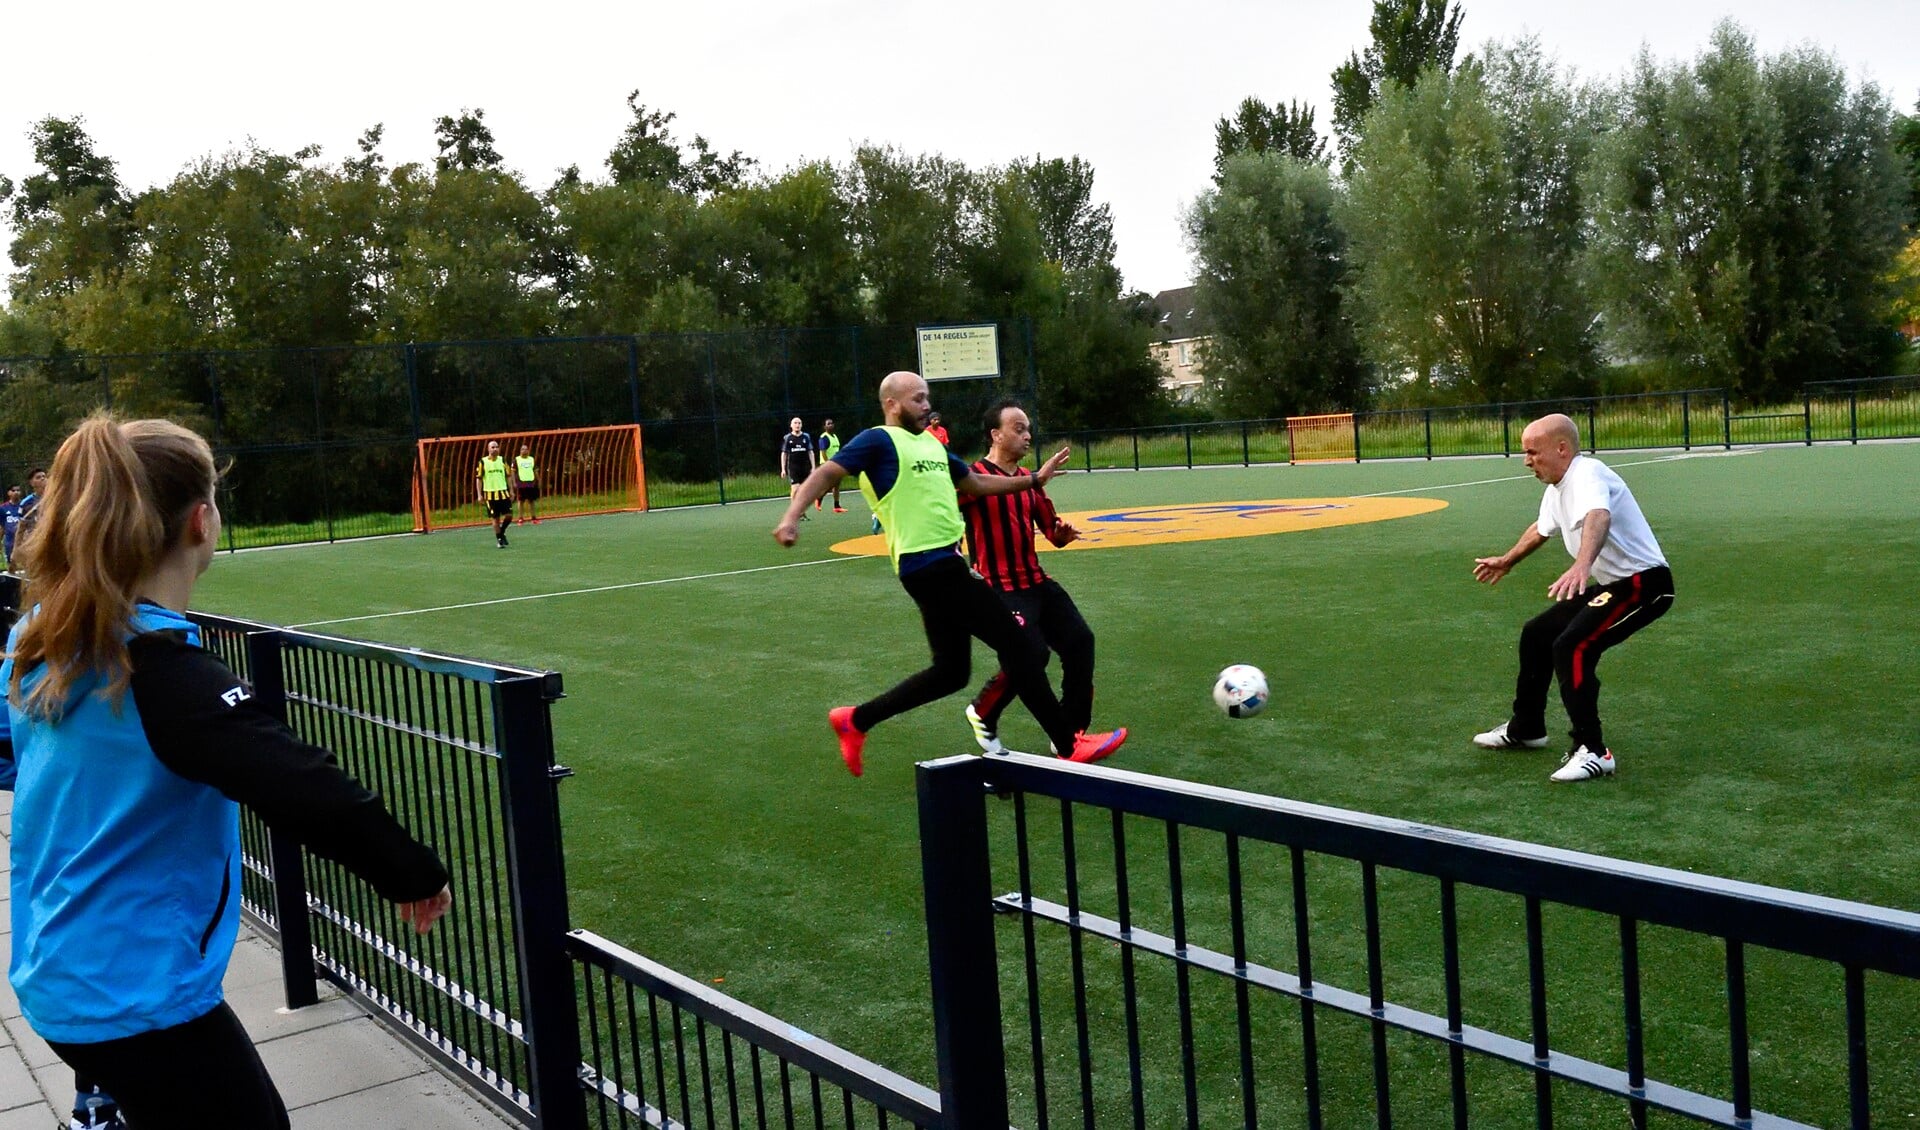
[1212,664,1269,719]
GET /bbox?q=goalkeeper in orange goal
[475,441,514,548]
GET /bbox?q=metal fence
[0,321,1037,548]
[1054,382,1920,472]
[918,753,1920,1128]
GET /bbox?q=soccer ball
[1212,664,1269,718]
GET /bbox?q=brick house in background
[1148,285,1212,402]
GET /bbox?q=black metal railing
[918,753,1920,1129]
[569,930,940,1128]
[168,612,583,1127]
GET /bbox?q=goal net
[1286,413,1356,463]
[412,425,646,532]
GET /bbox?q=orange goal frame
[411,424,646,533]
[1286,413,1358,464]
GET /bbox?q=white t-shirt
[1537,455,1667,585]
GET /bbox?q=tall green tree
[1891,99,1920,228]
[1330,0,1465,164]
[1214,97,1326,179]
[5,117,135,307]
[1344,41,1597,402]
[1186,151,1370,417]
[1583,23,1908,400]
[607,94,754,196]
[1007,155,1116,275]
[433,109,504,173]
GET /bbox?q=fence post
[916,757,1009,1130]
[243,629,320,1010]
[404,343,423,442]
[1082,435,1092,474]
[1424,409,1433,460]
[493,674,588,1130]
[627,337,642,425]
[1132,431,1139,472]
[100,356,113,409]
[1682,392,1691,451]
[1352,412,1362,463]
[1803,392,1813,446]
[1501,407,1510,457]
[1588,404,1598,452]
[1723,391,1732,451]
[1241,421,1250,467]
[1185,426,1193,469]
[1850,391,1858,444]
[706,337,727,505]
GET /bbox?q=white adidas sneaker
[1472,722,1551,750]
[1550,745,1616,782]
[965,704,1003,755]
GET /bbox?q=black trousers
[48,1003,289,1130]
[1509,566,1674,752]
[970,580,1096,736]
[853,555,1076,752]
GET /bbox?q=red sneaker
[828,707,866,777]
[815,499,822,511]
[1065,728,1127,764]
[532,518,540,524]
[833,506,847,513]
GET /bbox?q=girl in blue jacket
[1,414,453,1128]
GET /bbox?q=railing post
[1850,391,1858,444]
[494,674,588,1130]
[1424,409,1433,460]
[1241,421,1250,466]
[1184,426,1193,469]
[1588,403,1598,451]
[917,756,1009,1129]
[627,337,642,426]
[1352,412,1362,463]
[404,343,423,442]
[243,629,319,1010]
[1132,431,1139,472]
[1501,407,1510,457]
[1723,391,1732,450]
[1682,392,1691,450]
[1083,435,1092,474]
[1804,392,1813,446]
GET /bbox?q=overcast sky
[3,0,1915,301]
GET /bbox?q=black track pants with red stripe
[1508,566,1674,752]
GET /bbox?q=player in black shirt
[779,417,815,518]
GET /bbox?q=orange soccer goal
[1286,413,1357,463]
[411,425,646,533]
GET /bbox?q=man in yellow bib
[513,442,540,524]
[475,440,514,548]
[774,372,1127,776]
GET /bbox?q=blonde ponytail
[8,413,218,718]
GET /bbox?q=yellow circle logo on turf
[829,497,1446,556]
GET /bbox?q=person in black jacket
[0,413,452,1129]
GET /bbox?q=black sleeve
[128,633,449,903]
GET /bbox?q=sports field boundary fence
[3,584,1919,1127]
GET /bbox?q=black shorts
[516,483,539,501]
[786,458,812,485]
[487,498,513,518]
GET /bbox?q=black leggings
[853,555,1076,752]
[971,580,1096,736]
[49,1003,289,1130]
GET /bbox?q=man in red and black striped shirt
[960,400,1104,755]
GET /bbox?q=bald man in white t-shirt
[1469,414,1676,782]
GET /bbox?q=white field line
[287,555,867,628]
[286,448,1749,628]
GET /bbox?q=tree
[1583,23,1908,400]
[1344,41,1598,402]
[606,94,753,196]
[1893,100,1920,228]
[1330,0,1465,164]
[1007,155,1116,276]
[1186,151,1371,417]
[1214,98,1326,180]
[433,108,503,173]
[5,117,135,307]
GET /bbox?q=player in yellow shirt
[475,441,514,548]
[513,443,540,525]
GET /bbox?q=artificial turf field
[197,441,1919,1126]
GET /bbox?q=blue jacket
[1,603,446,1044]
